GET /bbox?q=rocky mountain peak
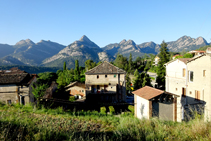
[195,37,208,45]
[79,35,92,43]
[15,39,35,46]
[119,39,127,44]
[126,40,136,45]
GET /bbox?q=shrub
[109,106,115,115]
[100,107,106,115]
[69,96,75,102]
[128,105,134,114]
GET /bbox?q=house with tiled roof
[0,67,37,105]
[188,50,205,57]
[133,86,178,121]
[85,61,126,103]
[65,81,85,98]
[165,49,211,121]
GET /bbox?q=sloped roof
[132,86,164,100]
[85,61,126,75]
[177,58,192,64]
[0,67,36,85]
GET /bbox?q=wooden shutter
[183,69,186,77]
[182,88,186,97]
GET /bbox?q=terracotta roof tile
[132,86,164,100]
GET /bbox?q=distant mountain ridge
[0,35,209,68]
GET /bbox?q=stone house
[85,61,126,103]
[65,81,85,98]
[165,49,211,121]
[0,68,37,105]
[133,86,178,121]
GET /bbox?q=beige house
[0,68,37,105]
[153,56,160,66]
[65,81,85,98]
[133,86,178,121]
[188,50,205,57]
[165,49,211,121]
[85,61,126,103]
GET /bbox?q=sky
[0,0,211,47]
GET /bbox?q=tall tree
[126,73,132,94]
[114,53,128,71]
[74,60,80,81]
[63,61,67,70]
[128,53,133,73]
[133,73,152,90]
[85,60,96,71]
[156,40,170,89]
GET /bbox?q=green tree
[134,69,139,77]
[63,61,67,70]
[126,73,132,94]
[128,53,134,73]
[183,53,193,58]
[85,60,97,71]
[133,73,152,90]
[156,41,170,89]
[32,84,48,99]
[114,53,128,71]
[74,60,80,81]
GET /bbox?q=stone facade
[85,61,126,102]
[0,68,37,105]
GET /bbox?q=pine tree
[128,53,133,73]
[74,60,80,81]
[134,69,139,77]
[156,40,170,89]
[63,61,67,70]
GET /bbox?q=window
[182,87,186,97]
[203,70,206,77]
[105,75,107,78]
[7,100,11,105]
[195,90,200,101]
[190,91,192,94]
[183,68,186,77]
[176,88,177,91]
[189,71,194,82]
[97,75,99,79]
[82,90,84,92]
[114,74,116,78]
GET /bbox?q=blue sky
[0,0,211,47]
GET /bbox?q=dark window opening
[97,75,99,79]
[105,75,107,78]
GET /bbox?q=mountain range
[0,35,209,68]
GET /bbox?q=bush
[100,106,106,115]
[69,96,75,102]
[128,105,134,114]
[109,106,115,115]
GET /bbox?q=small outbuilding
[133,86,179,121]
[65,81,85,98]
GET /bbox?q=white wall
[136,96,149,119]
[166,59,187,122]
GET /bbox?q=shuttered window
[195,90,200,100]
[182,87,186,97]
[183,69,186,77]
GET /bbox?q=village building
[188,50,205,57]
[85,61,126,103]
[133,86,178,121]
[0,67,37,105]
[153,56,160,66]
[165,48,211,121]
[65,81,85,99]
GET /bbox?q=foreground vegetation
[1,103,211,140]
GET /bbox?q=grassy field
[0,103,211,140]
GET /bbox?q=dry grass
[0,103,211,140]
